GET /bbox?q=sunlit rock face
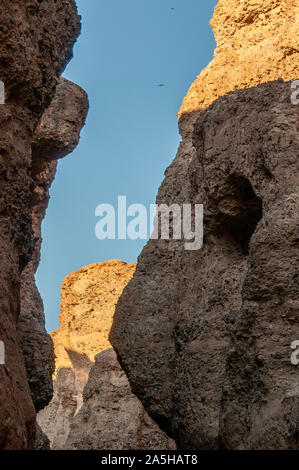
[38,261,175,450]
[179,0,299,135]
[0,0,86,449]
[177,0,299,195]
[110,0,299,451]
[57,261,137,365]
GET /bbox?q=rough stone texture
[64,348,177,450]
[176,0,299,240]
[111,0,299,450]
[18,78,89,412]
[37,362,79,450]
[0,0,86,449]
[34,424,51,451]
[57,261,136,363]
[38,261,175,450]
[38,261,137,449]
[111,80,299,450]
[178,0,299,134]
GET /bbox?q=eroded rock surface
[39,260,168,449]
[179,0,299,134]
[64,348,176,450]
[0,0,87,449]
[38,261,175,449]
[57,261,136,364]
[110,0,299,450]
[18,78,89,412]
[111,80,299,450]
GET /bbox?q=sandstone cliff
[0,0,87,449]
[38,261,175,450]
[110,0,299,450]
[179,0,299,136]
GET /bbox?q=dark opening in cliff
[218,175,263,255]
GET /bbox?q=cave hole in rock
[218,175,263,255]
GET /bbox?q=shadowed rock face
[18,78,89,413]
[110,0,299,450]
[38,261,175,450]
[64,349,177,451]
[37,261,134,448]
[0,0,87,449]
[111,81,299,450]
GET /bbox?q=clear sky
[36,0,217,332]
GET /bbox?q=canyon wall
[1,0,297,452]
[0,0,87,449]
[19,77,88,413]
[179,0,298,137]
[110,0,299,450]
[38,261,175,450]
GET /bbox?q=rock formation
[37,260,136,448]
[110,0,299,450]
[58,261,136,366]
[38,260,175,449]
[179,0,299,136]
[18,77,89,412]
[0,0,87,449]
[64,348,176,450]
[1,0,297,452]
[34,424,51,451]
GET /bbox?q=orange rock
[38,261,136,448]
[54,260,136,371]
[178,0,299,135]
[39,260,175,449]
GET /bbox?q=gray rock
[111,80,299,450]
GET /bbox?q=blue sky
[36,0,217,332]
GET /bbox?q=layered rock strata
[110,0,299,451]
